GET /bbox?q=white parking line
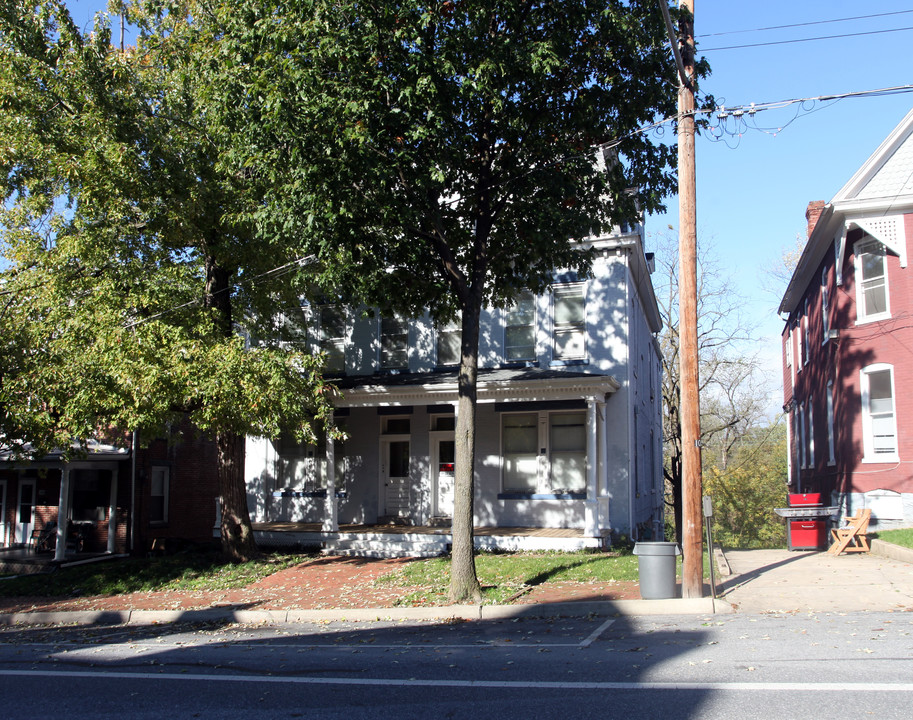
[579,619,615,648]
[3,669,913,693]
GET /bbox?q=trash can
[633,541,681,599]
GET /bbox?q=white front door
[382,439,412,519]
[16,477,36,546]
[432,435,455,518]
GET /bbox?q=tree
[704,421,788,549]
[653,230,772,542]
[0,1,334,560]
[201,0,702,602]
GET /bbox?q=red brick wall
[787,214,913,501]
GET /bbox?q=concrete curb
[0,597,729,627]
[870,539,913,564]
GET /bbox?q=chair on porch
[828,508,872,556]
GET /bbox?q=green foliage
[703,421,789,549]
[0,1,335,456]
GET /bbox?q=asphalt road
[2,611,912,719]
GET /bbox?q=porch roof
[0,439,129,467]
[330,366,620,408]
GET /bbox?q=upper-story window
[855,238,890,323]
[505,292,536,362]
[821,266,830,342]
[861,364,898,462]
[801,299,809,366]
[785,326,793,369]
[380,315,409,369]
[553,284,586,361]
[318,306,346,374]
[436,315,461,366]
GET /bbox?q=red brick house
[779,108,913,529]
[0,422,220,558]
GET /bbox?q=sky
[62,1,913,417]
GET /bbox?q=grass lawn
[376,550,641,605]
[873,527,913,549]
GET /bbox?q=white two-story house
[246,224,664,555]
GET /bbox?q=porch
[0,545,122,576]
[253,522,603,558]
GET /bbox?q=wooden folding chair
[828,508,872,555]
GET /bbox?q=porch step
[324,534,450,559]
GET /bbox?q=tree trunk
[449,302,482,604]
[204,247,257,561]
[216,429,258,562]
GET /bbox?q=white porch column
[107,467,119,554]
[323,411,339,532]
[584,397,599,537]
[54,466,71,563]
[597,400,609,533]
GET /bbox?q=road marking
[3,669,913,692]
[579,619,615,648]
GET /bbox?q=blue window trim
[549,359,587,367]
[498,492,587,500]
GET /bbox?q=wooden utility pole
[677,0,703,599]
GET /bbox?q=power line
[699,9,913,38]
[701,24,913,52]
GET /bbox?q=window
[380,316,409,369]
[801,299,809,366]
[318,306,346,374]
[821,267,830,342]
[505,292,536,361]
[855,239,890,322]
[501,410,588,495]
[785,327,793,369]
[502,413,539,492]
[548,413,586,493]
[826,380,836,465]
[553,285,585,361]
[383,416,411,435]
[807,404,814,468]
[436,315,461,366]
[150,466,169,524]
[861,364,898,461]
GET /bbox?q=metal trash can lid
[633,541,682,556]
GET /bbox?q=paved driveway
[719,548,913,613]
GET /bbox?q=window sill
[856,313,891,326]
[272,490,348,499]
[498,492,586,500]
[861,455,899,465]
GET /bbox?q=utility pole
[677,0,703,599]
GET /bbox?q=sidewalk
[718,544,913,614]
[3,544,913,626]
[0,554,718,626]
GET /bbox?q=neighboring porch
[0,545,122,576]
[253,522,603,558]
